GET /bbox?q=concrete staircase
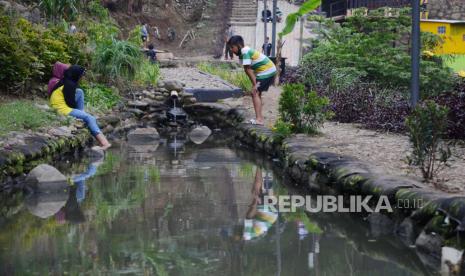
[229,0,258,27]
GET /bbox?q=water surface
[0,135,431,275]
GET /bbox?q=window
[438,26,446,34]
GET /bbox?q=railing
[347,0,410,10]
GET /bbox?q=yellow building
[420,19,465,54]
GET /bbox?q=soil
[108,0,231,58]
[222,85,465,194]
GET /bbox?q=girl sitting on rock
[49,64,111,150]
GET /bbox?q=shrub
[279,83,332,134]
[301,8,455,97]
[434,79,465,139]
[405,100,451,181]
[0,15,39,93]
[92,38,142,83]
[135,59,160,87]
[272,119,293,140]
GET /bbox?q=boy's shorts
[257,76,275,93]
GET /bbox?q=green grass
[0,100,59,136]
[444,55,465,72]
[81,82,120,112]
[197,62,253,93]
[135,59,160,87]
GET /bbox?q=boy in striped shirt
[228,35,276,125]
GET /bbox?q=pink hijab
[47,62,70,96]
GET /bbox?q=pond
[0,132,432,275]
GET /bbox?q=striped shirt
[240,46,276,80]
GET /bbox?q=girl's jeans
[69,89,101,136]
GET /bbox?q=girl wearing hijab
[49,64,111,150]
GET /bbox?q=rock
[157,88,168,93]
[128,100,149,110]
[157,81,165,88]
[127,128,160,144]
[154,92,163,96]
[86,147,105,159]
[188,126,212,145]
[157,52,175,61]
[103,124,114,134]
[155,95,165,101]
[48,126,73,137]
[184,97,197,104]
[415,230,443,269]
[367,213,394,238]
[397,218,418,246]
[25,191,68,219]
[120,112,136,120]
[164,80,184,92]
[101,115,120,126]
[26,164,68,191]
[127,108,145,117]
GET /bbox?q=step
[230,19,257,23]
[229,21,257,26]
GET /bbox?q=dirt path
[222,86,465,194]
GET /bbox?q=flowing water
[0,133,432,275]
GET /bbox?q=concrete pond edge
[184,101,465,266]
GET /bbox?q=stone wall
[184,101,465,272]
[428,0,465,20]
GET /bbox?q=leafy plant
[81,83,120,111]
[92,38,142,83]
[272,119,293,140]
[135,59,160,87]
[278,83,332,134]
[39,0,80,23]
[405,100,452,181]
[301,8,455,97]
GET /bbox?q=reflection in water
[243,167,278,241]
[0,136,437,275]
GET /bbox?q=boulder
[25,164,68,191]
[188,126,212,145]
[25,191,68,219]
[127,128,160,144]
[128,100,149,110]
[164,80,184,92]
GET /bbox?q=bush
[278,83,332,134]
[301,8,455,97]
[434,79,465,139]
[272,119,293,140]
[0,12,90,94]
[92,39,142,83]
[405,100,451,181]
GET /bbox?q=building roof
[421,19,465,24]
